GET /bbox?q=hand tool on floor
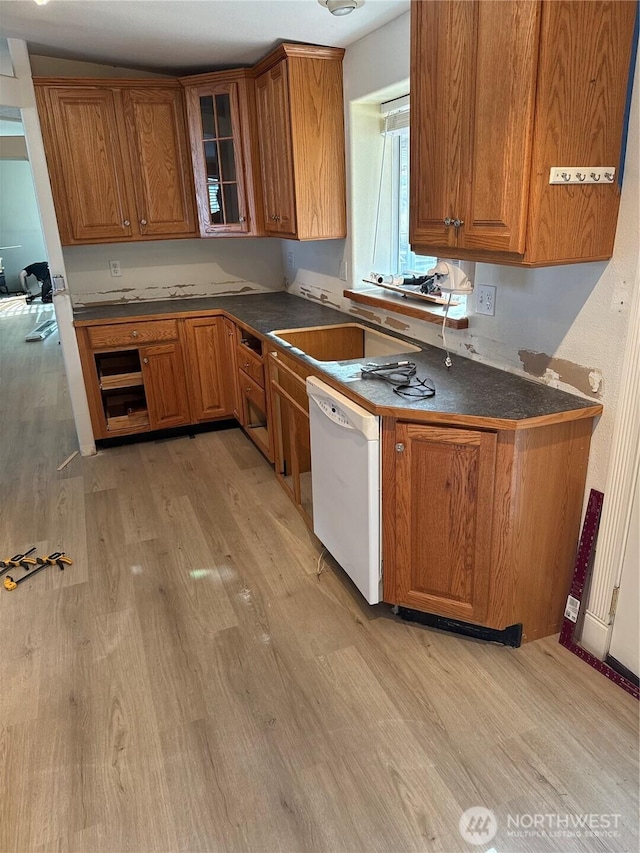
[3,551,72,591]
[0,547,38,577]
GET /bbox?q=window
[380,96,436,277]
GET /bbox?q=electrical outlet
[109,260,122,278]
[476,284,496,316]
[287,251,295,272]
[339,259,348,282]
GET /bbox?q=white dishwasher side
[306,376,381,604]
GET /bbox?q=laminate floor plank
[1,302,638,853]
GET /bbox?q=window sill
[343,288,469,330]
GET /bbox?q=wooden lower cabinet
[268,349,313,527]
[390,423,496,624]
[77,316,235,439]
[141,343,191,430]
[383,416,594,642]
[234,326,274,461]
[183,317,234,421]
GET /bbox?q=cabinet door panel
[184,318,233,421]
[43,87,133,243]
[394,423,496,623]
[141,343,191,430]
[461,0,540,254]
[409,0,472,250]
[256,62,296,235]
[121,88,197,237]
[184,83,252,235]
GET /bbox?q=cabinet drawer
[238,368,266,416]
[88,319,178,349]
[236,343,264,387]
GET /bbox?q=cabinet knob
[132,330,138,337]
[244,362,250,369]
[444,217,453,226]
[452,218,464,228]
[143,357,148,364]
[245,387,251,394]
[239,216,246,223]
[123,220,131,227]
[395,443,405,453]
[140,219,147,226]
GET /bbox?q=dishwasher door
[306,376,381,604]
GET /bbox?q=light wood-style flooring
[0,299,638,853]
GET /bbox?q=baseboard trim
[579,611,610,658]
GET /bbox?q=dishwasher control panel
[314,397,353,429]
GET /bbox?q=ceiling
[0,0,410,75]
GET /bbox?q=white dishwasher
[306,376,381,604]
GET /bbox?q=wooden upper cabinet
[410,0,637,266]
[181,71,264,236]
[35,79,197,245]
[254,44,347,241]
[36,86,134,243]
[255,61,297,235]
[120,87,197,238]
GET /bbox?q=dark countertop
[73,292,602,427]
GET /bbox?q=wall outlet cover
[476,284,496,316]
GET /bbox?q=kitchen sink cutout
[272,323,421,362]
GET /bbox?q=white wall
[4,38,96,456]
[0,158,47,290]
[65,238,285,306]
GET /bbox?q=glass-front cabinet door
[183,80,250,235]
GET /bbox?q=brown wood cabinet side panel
[239,76,267,236]
[121,87,197,237]
[410,0,471,248]
[526,0,636,263]
[462,0,541,254]
[287,55,346,240]
[76,328,109,439]
[510,418,594,641]
[382,418,399,604]
[223,319,242,421]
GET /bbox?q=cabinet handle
[140,219,147,226]
[123,220,131,227]
[143,358,148,364]
[395,443,405,453]
[452,218,464,228]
